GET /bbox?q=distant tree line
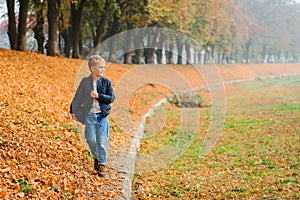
[5,0,300,64]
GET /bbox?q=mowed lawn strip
[133,76,300,199]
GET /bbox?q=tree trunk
[194,50,198,64]
[33,0,45,53]
[108,39,116,62]
[134,29,145,64]
[195,51,199,64]
[124,52,132,64]
[71,1,85,59]
[156,30,166,64]
[47,0,60,56]
[61,28,71,57]
[176,38,183,64]
[218,53,223,64]
[94,0,110,48]
[123,26,134,64]
[199,51,205,65]
[146,48,155,64]
[230,48,235,64]
[6,0,17,50]
[108,15,120,62]
[59,10,71,57]
[17,0,29,51]
[166,42,174,64]
[185,42,191,64]
[211,46,215,62]
[156,49,163,64]
[245,39,252,64]
[261,43,267,62]
[285,51,289,63]
[145,29,158,64]
[134,49,144,64]
[204,49,209,64]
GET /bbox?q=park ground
[0,48,299,199]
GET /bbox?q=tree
[107,13,120,62]
[47,0,60,56]
[144,27,159,64]
[32,0,46,53]
[233,0,300,63]
[59,0,74,57]
[6,0,17,50]
[94,0,111,48]
[145,0,183,64]
[6,0,30,51]
[121,0,148,64]
[17,0,30,51]
[70,0,87,58]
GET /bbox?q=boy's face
[91,62,106,78]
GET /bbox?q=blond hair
[88,55,105,70]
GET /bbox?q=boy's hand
[90,91,98,98]
[71,114,77,121]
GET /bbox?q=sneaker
[98,165,106,178]
[94,158,99,171]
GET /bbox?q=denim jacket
[70,75,115,124]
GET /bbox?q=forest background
[1,0,300,64]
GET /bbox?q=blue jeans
[85,112,109,165]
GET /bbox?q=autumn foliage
[0,48,124,199]
[0,48,299,199]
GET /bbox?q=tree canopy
[3,0,300,64]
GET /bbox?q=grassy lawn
[133,76,300,199]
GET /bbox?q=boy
[70,55,115,177]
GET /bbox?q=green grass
[274,104,300,111]
[63,123,80,134]
[224,118,274,134]
[54,135,62,140]
[133,77,300,199]
[17,179,32,193]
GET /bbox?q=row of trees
[5,0,300,64]
[234,0,300,64]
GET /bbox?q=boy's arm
[97,80,115,103]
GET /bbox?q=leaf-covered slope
[0,49,125,199]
